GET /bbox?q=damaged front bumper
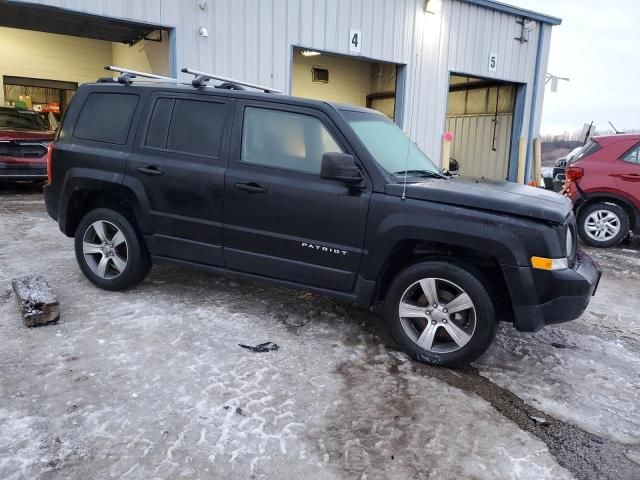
[502,250,602,332]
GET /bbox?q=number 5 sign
[349,29,362,53]
[488,52,498,72]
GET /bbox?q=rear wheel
[578,202,629,248]
[74,208,150,290]
[383,261,497,367]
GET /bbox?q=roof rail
[181,67,282,93]
[103,65,177,84]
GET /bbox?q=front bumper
[0,162,46,180]
[503,250,601,332]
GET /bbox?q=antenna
[104,66,178,84]
[608,121,623,135]
[181,67,282,93]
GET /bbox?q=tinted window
[145,98,174,149]
[241,107,343,174]
[623,144,640,164]
[570,140,602,164]
[0,109,47,131]
[74,93,138,144]
[166,99,226,157]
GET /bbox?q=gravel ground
[1,185,639,480]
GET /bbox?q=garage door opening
[0,1,172,124]
[446,74,517,180]
[291,47,401,122]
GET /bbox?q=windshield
[0,109,48,131]
[342,110,442,178]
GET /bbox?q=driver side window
[241,107,343,175]
[623,144,640,164]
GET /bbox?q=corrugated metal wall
[7,0,552,178]
[446,113,513,179]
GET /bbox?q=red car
[0,107,55,183]
[564,134,640,247]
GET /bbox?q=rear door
[614,142,640,207]
[223,100,371,292]
[127,92,234,266]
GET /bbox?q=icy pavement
[474,239,640,446]
[0,189,638,479]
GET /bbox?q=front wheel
[383,261,497,367]
[74,208,151,290]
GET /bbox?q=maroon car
[0,107,55,183]
[564,134,640,247]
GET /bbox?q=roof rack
[102,65,178,85]
[181,67,282,93]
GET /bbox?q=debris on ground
[387,350,411,365]
[530,416,550,426]
[238,341,279,352]
[11,276,60,327]
[624,450,640,466]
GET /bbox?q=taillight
[565,166,584,182]
[46,143,53,184]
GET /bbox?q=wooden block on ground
[11,276,60,327]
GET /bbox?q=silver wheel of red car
[584,209,621,242]
[578,202,630,248]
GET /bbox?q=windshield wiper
[392,169,446,179]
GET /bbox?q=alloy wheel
[82,220,128,279]
[584,209,621,242]
[398,277,477,353]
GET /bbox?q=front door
[223,101,371,292]
[127,93,234,266]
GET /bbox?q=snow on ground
[475,240,640,445]
[0,195,574,479]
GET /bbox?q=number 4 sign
[350,29,362,53]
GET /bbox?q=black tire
[577,202,630,248]
[74,208,151,290]
[383,260,497,367]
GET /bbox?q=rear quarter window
[74,93,139,145]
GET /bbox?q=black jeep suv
[44,75,601,366]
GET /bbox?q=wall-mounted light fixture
[424,0,441,14]
[301,50,321,57]
[199,27,209,37]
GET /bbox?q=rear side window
[145,98,173,149]
[145,98,226,158]
[623,144,640,164]
[74,93,139,144]
[571,140,602,163]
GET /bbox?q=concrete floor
[1,185,639,480]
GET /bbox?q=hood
[385,177,572,224]
[0,129,55,142]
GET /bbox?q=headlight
[565,227,574,258]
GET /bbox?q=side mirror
[320,153,364,185]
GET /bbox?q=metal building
[0,0,560,182]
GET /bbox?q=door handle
[621,173,640,181]
[136,165,164,176]
[234,182,268,194]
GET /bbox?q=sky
[507,0,640,135]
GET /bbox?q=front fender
[360,194,563,281]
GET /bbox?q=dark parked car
[43,73,601,367]
[0,107,55,182]
[564,134,640,247]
